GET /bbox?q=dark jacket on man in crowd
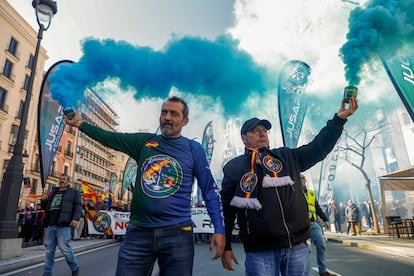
[41,187,82,227]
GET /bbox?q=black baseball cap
[240,118,272,135]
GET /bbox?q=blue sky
[8,0,235,67]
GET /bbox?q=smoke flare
[340,0,414,85]
[49,35,273,115]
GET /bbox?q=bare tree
[341,121,386,234]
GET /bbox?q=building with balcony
[73,88,120,193]
[0,1,48,203]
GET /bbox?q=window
[2,59,13,79]
[51,161,56,175]
[23,75,31,91]
[9,125,19,145]
[66,140,72,156]
[8,37,18,56]
[34,154,40,172]
[0,87,6,109]
[28,54,34,70]
[31,179,38,194]
[64,165,69,175]
[17,100,24,120]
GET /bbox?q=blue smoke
[49,35,274,115]
[340,0,414,85]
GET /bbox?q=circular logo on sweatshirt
[239,172,258,194]
[141,155,183,198]
[263,156,282,173]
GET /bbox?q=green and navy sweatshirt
[79,123,225,234]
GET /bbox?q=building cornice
[0,1,48,59]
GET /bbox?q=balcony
[0,104,9,114]
[0,72,15,84]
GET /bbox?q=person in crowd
[220,97,358,275]
[120,203,129,212]
[72,204,85,240]
[104,193,113,210]
[345,199,361,235]
[94,197,107,210]
[41,173,82,276]
[329,200,341,233]
[302,175,336,276]
[17,207,24,239]
[21,202,34,242]
[32,203,45,244]
[361,200,372,230]
[64,96,225,276]
[339,201,346,230]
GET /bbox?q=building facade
[1,2,123,210]
[0,1,48,204]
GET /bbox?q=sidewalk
[0,238,120,274]
[0,232,413,274]
[325,231,414,259]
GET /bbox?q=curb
[326,237,414,259]
[0,239,119,274]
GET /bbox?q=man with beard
[41,174,82,276]
[65,96,224,276]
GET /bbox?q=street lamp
[0,0,57,258]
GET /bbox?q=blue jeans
[116,221,194,276]
[245,242,309,276]
[310,222,327,273]
[43,226,79,275]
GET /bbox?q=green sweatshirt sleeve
[79,122,152,160]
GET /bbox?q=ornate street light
[0,0,57,258]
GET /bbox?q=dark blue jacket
[221,114,346,252]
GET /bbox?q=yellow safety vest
[304,188,317,221]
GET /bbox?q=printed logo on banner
[93,211,112,233]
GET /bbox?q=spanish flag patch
[145,141,159,148]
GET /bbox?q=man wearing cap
[220,97,358,275]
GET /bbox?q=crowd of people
[18,185,381,244]
[17,202,44,244]
[17,194,131,244]
[321,198,383,235]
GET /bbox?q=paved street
[1,232,413,275]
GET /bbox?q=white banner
[192,207,239,235]
[87,208,238,235]
[191,207,215,234]
[87,210,130,235]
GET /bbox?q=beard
[161,122,176,137]
[161,127,173,137]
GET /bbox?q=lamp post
[0,0,57,258]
